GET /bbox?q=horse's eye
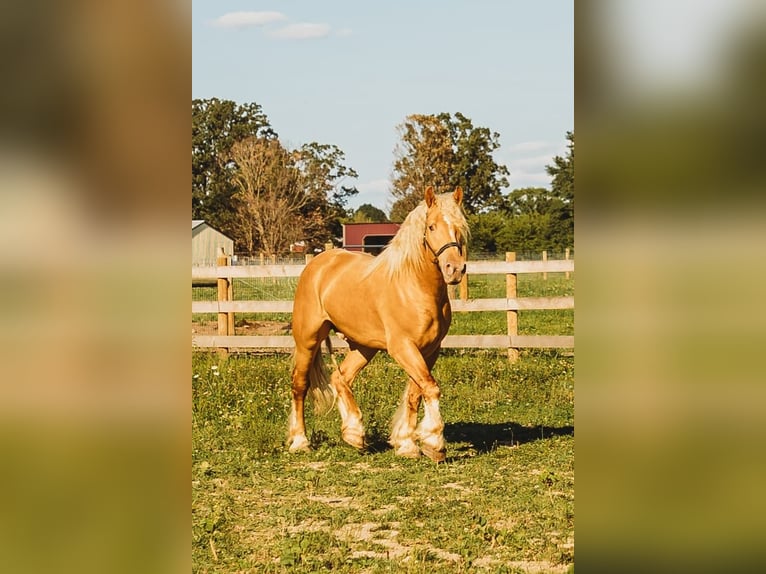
[428,224,435,232]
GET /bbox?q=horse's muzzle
[443,261,466,285]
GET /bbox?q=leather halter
[423,235,463,264]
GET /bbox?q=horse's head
[423,186,468,285]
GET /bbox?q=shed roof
[192,220,233,241]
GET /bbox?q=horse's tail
[306,336,337,416]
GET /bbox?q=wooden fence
[192,252,574,360]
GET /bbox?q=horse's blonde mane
[368,193,469,279]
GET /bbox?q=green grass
[192,350,574,572]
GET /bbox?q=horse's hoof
[394,443,421,459]
[288,436,311,453]
[421,444,446,463]
[342,431,365,451]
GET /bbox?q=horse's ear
[425,186,436,207]
[453,186,464,205]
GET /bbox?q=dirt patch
[192,319,290,336]
[334,522,408,560]
[471,558,569,573]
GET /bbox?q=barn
[192,220,234,265]
[342,222,401,255]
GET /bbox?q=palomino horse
[287,186,468,462]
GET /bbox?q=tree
[504,187,559,216]
[352,204,388,223]
[389,113,509,220]
[193,98,359,254]
[467,211,506,254]
[293,142,358,250]
[439,112,509,213]
[389,114,455,220]
[501,186,571,251]
[544,130,574,246]
[192,98,276,241]
[227,137,359,256]
[228,137,307,257]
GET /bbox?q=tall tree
[227,137,358,256]
[193,98,358,254]
[545,130,574,245]
[389,113,509,220]
[192,98,276,239]
[389,114,454,220]
[293,142,359,250]
[228,137,307,257]
[439,112,509,212]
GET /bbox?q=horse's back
[297,249,374,291]
[294,249,389,347]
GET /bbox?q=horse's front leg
[332,345,377,450]
[388,343,445,462]
[390,378,422,458]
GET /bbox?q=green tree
[389,112,509,220]
[470,181,574,255]
[192,98,276,240]
[193,99,358,254]
[467,211,507,254]
[352,204,388,223]
[439,112,509,213]
[545,130,574,245]
[389,114,454,221]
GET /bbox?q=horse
[287,186,468,462]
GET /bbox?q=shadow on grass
[444,421,574,455]
[352,422,574,459]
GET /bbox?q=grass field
[192,273,574,572]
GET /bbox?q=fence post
[459,245,468,301]
[565,248,571,279]
[506,252,519,363]
[270,254,276,284]
[542,250,548,281]
[216,248,229,358]
[226,255,235,336]
[305,253,314,264]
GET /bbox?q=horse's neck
[413,256,449,301]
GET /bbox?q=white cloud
[211,11,287,29]
[269,23,331,40]
[498,143,567,190]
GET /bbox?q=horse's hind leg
[287,344,314,452]
[288,315,334,452]
[332,345,377,450]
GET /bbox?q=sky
[192,1,574,212]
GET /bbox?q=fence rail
[192,253,574,359]
[191,260,573,280]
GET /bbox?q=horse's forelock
[435,193,469,240]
